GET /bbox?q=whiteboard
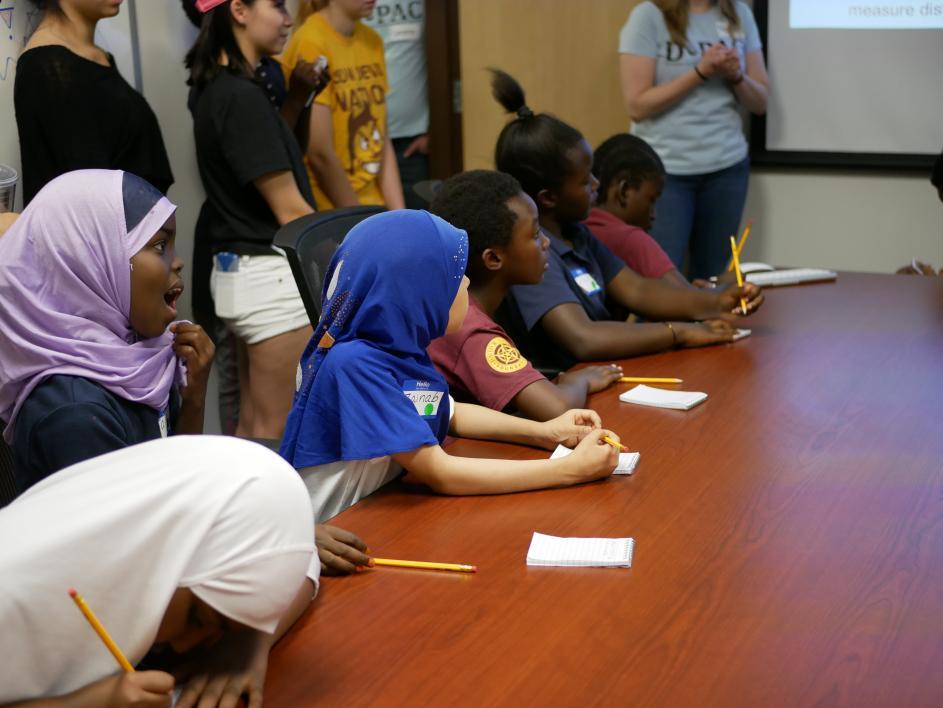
[0,0,141,211]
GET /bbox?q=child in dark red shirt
[428,170,623,421]
[586,133,751,291]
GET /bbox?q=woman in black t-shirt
[14,0,173,205]
[187,0,321,440]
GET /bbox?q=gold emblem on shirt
[485,337,527,373]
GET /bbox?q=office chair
[273,206,386,326]
[0,424,18,507]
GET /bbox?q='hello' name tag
[570,267,602,296]
[403,380,444,417]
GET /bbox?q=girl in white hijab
[0,435,318,707]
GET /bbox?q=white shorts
[210,254,310,345]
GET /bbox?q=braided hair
[592,134,665,203]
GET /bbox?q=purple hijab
[0,169,182,441]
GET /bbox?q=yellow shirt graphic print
[281,13,388,208]
[348,100,384,184]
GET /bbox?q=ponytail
[489,68,584,200]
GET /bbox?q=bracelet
[694,65,708,81]
[731,71,745,85]
[663,321,678,348]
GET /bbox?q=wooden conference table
[266,272,943,707]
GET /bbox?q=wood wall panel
[457,0,642,170]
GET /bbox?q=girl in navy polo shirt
[279,210,621,522]
[489,69,763,373]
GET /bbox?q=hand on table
[557,364,624,394]
[316,524,372,575]
[675,319,736,348]
[174,629,269,708]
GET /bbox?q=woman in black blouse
[14,0,173,205]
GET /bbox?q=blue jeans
[393,136,430,210]
[650,156,750,280]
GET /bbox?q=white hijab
[0,435,318,702]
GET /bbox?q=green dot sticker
[424,403,435,416]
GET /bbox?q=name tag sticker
[158,409,168,438]
[389,22,421,42]
[403,380,445,417]
[570,267,602,296]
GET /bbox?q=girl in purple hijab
[0,169,215,493]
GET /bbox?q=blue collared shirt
[498,222,625,372]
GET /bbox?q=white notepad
[733,328,751,341]
[526,532,634,567]
[619,384,707,410]
[550,444,639,475]
[745,268,837,287]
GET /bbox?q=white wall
[134,3,221,433]
[741,168,942,272]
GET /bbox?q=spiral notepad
[549,444,639,474]
[619,384,707,410]
[526,532,635,567]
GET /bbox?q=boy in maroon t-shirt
[428,170,623,421]
[585,133,739,290]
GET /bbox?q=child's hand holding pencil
[560,429,621,482]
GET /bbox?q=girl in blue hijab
[280,210,621,523]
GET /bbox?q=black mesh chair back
[0,423,18,508]
[273,206,386,326]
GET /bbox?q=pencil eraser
[471,566,478,573]
[68,588,77,597]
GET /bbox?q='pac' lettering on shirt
[368,0,423,25]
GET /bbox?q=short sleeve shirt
[619,1,762,175]
[363,0,429,138]
[190,70,315,255]
[281,13,389,208]
[14,46,174,205]
[11,375,178,494]
[428,297,545,411]
[499,223,625,372]
[583,208,676,279]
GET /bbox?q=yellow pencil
[618,376,683,384]
[729,236,748,315]
[602,436,628,452]
[727,220,753,271]
[68,588,135,673]
[371,558,477,573]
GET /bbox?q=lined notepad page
[619,384,707,410]
[526,532,635,567]
[550,444,639,475]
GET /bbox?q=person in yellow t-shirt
[283,0,405,209]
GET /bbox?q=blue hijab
[279,210,469,468]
